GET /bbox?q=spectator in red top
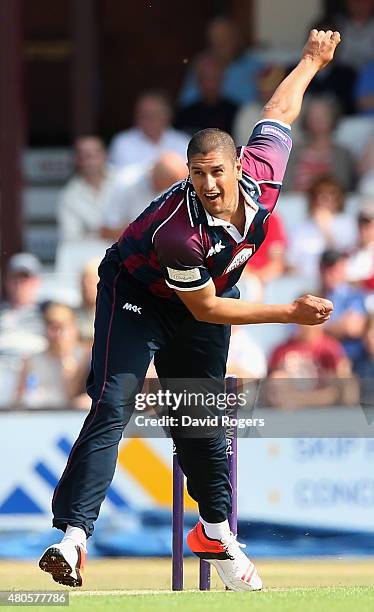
[248,212,287,283]
[266,324,356,408]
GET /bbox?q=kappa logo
[207,241,226,258]
[123,302,142,315]
[224,245,255,274]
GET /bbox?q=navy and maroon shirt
[117,119,292,302]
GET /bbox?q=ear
[236,158,242,180]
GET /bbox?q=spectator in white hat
[0,253,46,407]
[0,253,46,357]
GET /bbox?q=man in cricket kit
[39,30,340,591]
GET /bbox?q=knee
[88,373,141,404]
[86,394,134,429]
[174,430,227,459]
[87,373,142,421]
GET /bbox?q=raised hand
[302,29,341,70]
[290,294,334,326]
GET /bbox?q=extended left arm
[262,30,341,125]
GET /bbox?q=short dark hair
[319,249,346,269]
[187,128,237,165]
[136,89,172,112]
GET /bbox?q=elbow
[193,308,213,323]
[262,101,293,125]
[263,99,287,114]
[191,299,217,323]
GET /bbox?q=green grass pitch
[1,558,374,611]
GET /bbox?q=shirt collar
[185,181,260,239]
[203,184,259,242]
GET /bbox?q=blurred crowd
[1,3,374,410]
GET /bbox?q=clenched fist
[289,294,333,326]
[302,29,341,70]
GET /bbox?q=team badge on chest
[224,244,256,274]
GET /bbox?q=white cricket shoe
[39,540,86,587]
[187,521,262,591]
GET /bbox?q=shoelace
[221,532,261,588]
[221,532,247,566]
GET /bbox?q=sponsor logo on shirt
[207,241,226,257]
[224,245,255,274]
[190,190,200,217]
[167,267,201,283]
[261,125,292,150]
[123,302,142,314]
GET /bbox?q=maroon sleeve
[240,119,292,212]
[153,208,212,292]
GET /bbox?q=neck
[228,187,243,221]
[211,187,240,223]
[83,171,105,190]
[227,190,245,233]
[311,133,330,146]
[143,130,163,143]
[48,344,74,359]
[203,94,219,106]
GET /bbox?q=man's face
[196,57,223,103]
[320,259,347,291]
[135,96,170,141]
[5,272,40,307]
[188,148,242,218]
[207,19,238,63]
[310,185,342,214]
[359,217,374,246]
[75,137,106,176]
[305,100,334,136]
[45,312,78,351]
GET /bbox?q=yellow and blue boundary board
[1,411,374,558]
